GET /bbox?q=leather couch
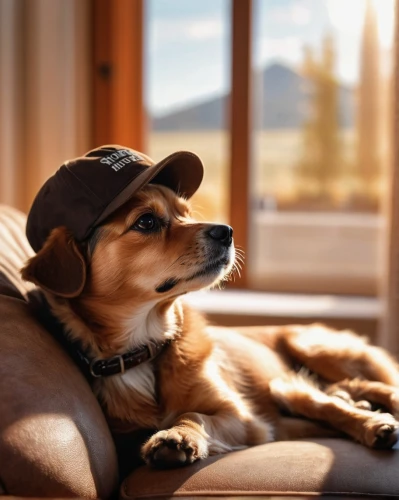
[1,204,399,499]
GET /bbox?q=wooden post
[378,3,399,353]
[229,0,252,288]
[92,0,145,150]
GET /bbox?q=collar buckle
[90,354,125,378]
[115,354,125,374]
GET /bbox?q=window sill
[184,289,380,320]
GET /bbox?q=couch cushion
[121,439,399,499]
[0,205,119,497]
[0,294,119,498]
[0,205,34,298]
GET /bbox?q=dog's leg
[142,412,273,468]
[324,387,373,411]
[270,374,399,449]
[282,325,399,386]
[326,379,399,417]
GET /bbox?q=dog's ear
[21,227,86,297]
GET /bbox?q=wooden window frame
[229,0,252,288]
[92,0,146,150]
[378,3,399,353]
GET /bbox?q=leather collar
[77,339,171,378]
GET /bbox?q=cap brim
[91,151,204,232]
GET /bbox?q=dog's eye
[132,213,158,232]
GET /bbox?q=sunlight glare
[327,0,395,47]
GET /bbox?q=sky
[145,0,396,116]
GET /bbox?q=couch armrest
[0,294,118,498]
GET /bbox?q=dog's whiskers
[233,263,242,279]
[234,248,245,261]
[191,209,205,219]
[219,258,242,286]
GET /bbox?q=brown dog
[22,183,399,468]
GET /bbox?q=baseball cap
[26,145,204,252]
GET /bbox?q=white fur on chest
[105,303,181,405]
[107,301,179,404]
[122,301,179,350]
[116,361,156,402]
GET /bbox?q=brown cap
[26,145,204,252]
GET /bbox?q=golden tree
[356,0,381,200]
[296,35,341,202]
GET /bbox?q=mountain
[151,63,355,131]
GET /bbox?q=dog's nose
[207,224,233,247]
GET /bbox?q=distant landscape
[149,129,356,223]
[148,63,358,222]
[151,63,355,131]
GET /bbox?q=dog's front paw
[142,427,209,468]
[363,413,399,449]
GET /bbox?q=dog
[21,152,399,469]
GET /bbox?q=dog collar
[28,290,172,379]
[78,340,171,378]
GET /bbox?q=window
[92,0,397,298]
